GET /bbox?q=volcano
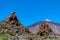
[28,20,60,36]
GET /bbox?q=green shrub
[0,33,11,40]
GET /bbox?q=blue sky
[0,0,60,26]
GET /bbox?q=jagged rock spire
[8,12,18,22]
[2,12,22,26]
[0,12,30,35]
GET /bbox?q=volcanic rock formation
[0,12,29,36]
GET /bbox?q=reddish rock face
[22,27,30,33]
[38,23,52,36]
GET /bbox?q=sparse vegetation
[0,33,10,40]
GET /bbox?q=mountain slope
[28,21,60,36]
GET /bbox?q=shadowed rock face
[28,21,60,35]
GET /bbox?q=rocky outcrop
[37,23,55,36]
[0,12,29,36]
